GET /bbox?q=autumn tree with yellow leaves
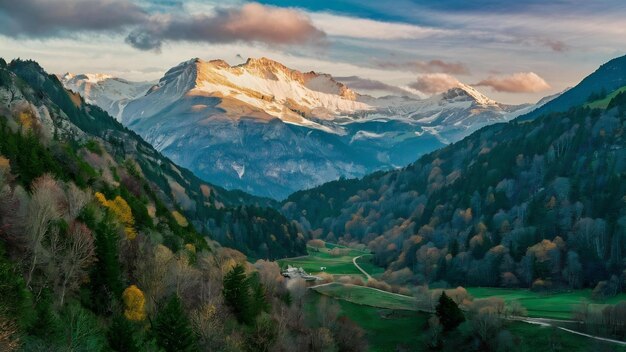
[122,285,146,321]
[95,192,137,240]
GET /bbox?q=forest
[284,88,626,297]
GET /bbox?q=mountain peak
[441,83,497,106]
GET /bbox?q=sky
[1,0,626,104]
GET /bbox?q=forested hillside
[0,58,355,351]
[284,58,626,294]
[1,58,306,260]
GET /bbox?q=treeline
[284,88,626,295]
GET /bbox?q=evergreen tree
[108,314,139,352]
[247,273,269,318]
[153,295,197,352]
[223,264,252,324]
[435,292,465,332]
[87,211,123,314]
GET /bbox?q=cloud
[409,73,461,94]
[310,12,449,40]
[537,38,569,52]
[335,76,413,96]
[474,72,550,93]
[374,59,470,74]
[0,0,147,36]
[126,3,326,51]
[0,1,325,51]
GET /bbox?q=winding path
[352,255,372,280]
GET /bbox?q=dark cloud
[0,0,147,36]
[409,73,461,94]
[335,75,413,95]
[374,59,470,75]
[474,72,550,93]
[0,1,325,51]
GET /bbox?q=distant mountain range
[60,57,552,199]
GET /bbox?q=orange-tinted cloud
[126,3,325,51]
[409,73,461,94]
[475,72,550,93]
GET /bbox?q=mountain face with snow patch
[61,57,546,199]
[59,73,153,121]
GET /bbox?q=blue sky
[1,0,626,104]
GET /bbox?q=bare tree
[65,183,91,220]
[59,222,96,305]
[254,259,284,296]
[25,174,63,287]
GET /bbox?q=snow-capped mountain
[121,58,371,134]
[59,73,153,120]
[60,57,547,199]
[359,83,531,144]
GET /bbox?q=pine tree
[153,295,197,352]
[108,314,139,352]
[435,292,465,332]
[88,212,123,314]
[247,273,269,318]
[223,264,252,325]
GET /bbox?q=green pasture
[307,290,623,352]
[313,282,417,311]
[585,85,626,109]
[277,242,380,278]
[306,291,429,352]
[467,287,626,319]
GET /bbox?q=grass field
[307,290,624,352]
[507,322,626,352]
[306,291,429,352]
[467,287,626,319]
[277,242,379,278]
[313,282,417,311]
[585,85,626,109]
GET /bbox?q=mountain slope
[1,58,306,259]
[59,73,153,121]
[77,57,536,199]
[283,55,626,291]
[519,54,626,121]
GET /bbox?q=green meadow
[467,287,626,319]
[278,242,374,277]
[306,290,624,352]
[313,282,417,311]
[584,85,626,109]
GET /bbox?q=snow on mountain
[121,58,371,134]
[61,57,545,199]
[59,73,153,121]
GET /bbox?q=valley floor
[280,242,626,351]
